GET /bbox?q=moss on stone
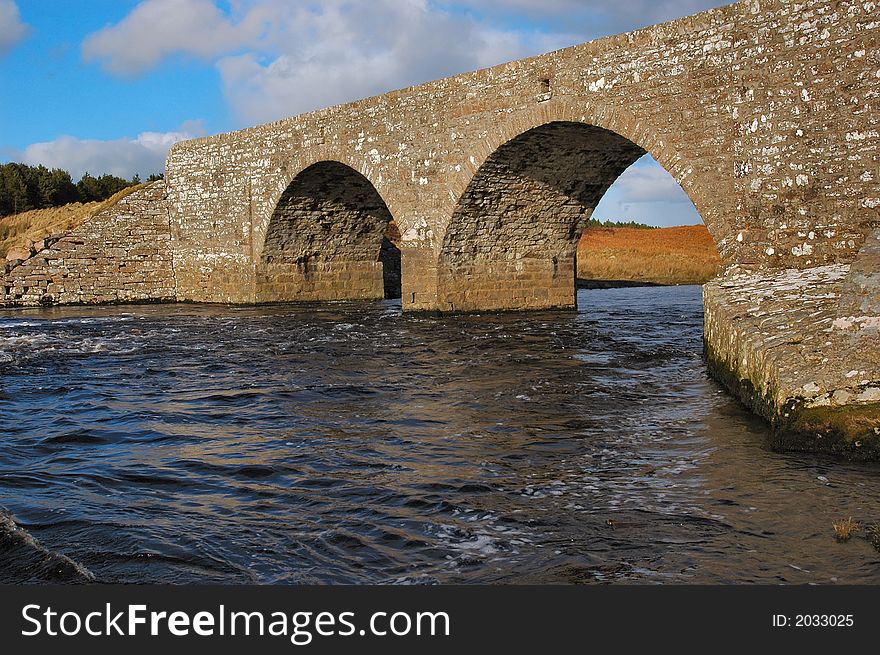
[773,402,880,461]
[704,338,880,461]
[704,338,779,424]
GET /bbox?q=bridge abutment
[704,266,880,458]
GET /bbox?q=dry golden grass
[0,184,146,260]
[832,517,859,541]
[868,524,880,552]
[577,225,720,285]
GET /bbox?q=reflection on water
[0,286,877,584]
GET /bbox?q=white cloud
[608,158,693,204]
[216,0,570,124]
[82,0,266,76]
[81,0,577,124]
[593,156,702,227]
[0,0,29,54]
[18,122,205,180]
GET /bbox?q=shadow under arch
[437,109,722,313]
[256,160,401,302]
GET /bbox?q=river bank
[0,510,95,583]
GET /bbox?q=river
[0,286,877,583]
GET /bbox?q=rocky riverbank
[703,265,880,460]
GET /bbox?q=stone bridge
[2,0,878,456]
[160,0,878,315]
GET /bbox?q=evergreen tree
[0,163,142,217]
[0,164,31,215]
[76,172,103,202]
[37,168,79,208]
[94,173,132,199]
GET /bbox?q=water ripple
[0,287,878,584]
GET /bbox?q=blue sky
[0,0,730,226]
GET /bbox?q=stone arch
[255,160,400,302]
[253,147,401,260]
[436,103,724,312]
[441,101,725,249]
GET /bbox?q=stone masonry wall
[0,181,175,307]
[838,227,880,314]
[164,0,879,312]
[704,265,879,458]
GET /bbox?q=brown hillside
[577,225,720,285]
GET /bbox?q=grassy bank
[577,225,720,285]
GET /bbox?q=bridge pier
[432,121,643,314]
[255,260,386,303]
[434,254,577,313]
[400,247,439,312]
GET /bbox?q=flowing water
[0,286,877,584]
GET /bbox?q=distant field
[577,225,720,286]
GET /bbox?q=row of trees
[584,218,655,230]
[0,163,163,218]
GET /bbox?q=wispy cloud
[216,1,573,124]
[80,0,578,123]
[609,159,695,204]
[593,156,702,226]
[81,0,266,76]
[0,0,29,54]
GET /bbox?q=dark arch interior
[442,121,647,269]
[379,220,402,299]
[262,161,401,299]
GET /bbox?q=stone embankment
[0,181,175,307]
